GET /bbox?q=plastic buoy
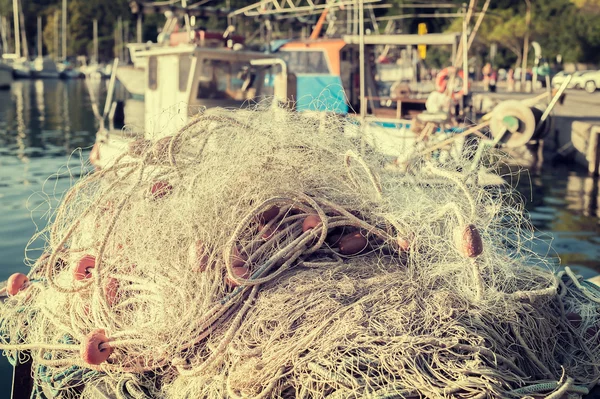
[74,255,96,281]
[302,215,322,232]
[81,329,113,365]
[7,273,29,296]
[226,266,251,287]
[338,232,368,255]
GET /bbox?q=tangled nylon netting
[1,106,600,399]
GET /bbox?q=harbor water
[0,80,599,395]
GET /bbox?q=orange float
[302,215,322,232]
[226,266,251,287]
[435,67,469,98]
[81,329,113,365]
[74,255,96,280]
[7,273,29,296]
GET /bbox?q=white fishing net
[1,105,599,398]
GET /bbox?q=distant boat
[0,62,13,88]
[11,58,31,78]
[31,56,60,79]
[57,61,82,79]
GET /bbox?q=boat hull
[116,66,145,98]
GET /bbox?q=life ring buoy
[435,67,469,98]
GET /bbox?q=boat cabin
[273,33,461,121]
[137,45,294,135]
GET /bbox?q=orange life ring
[435,67,469,98]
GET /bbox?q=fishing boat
[91,44,293,169]
[31,16,60,79]
[4,0,31,78]
[116,1,242,98]
[31,56,60,79]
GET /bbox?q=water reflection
[566,174,600,219]
[516,166,600,277]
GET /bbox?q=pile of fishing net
[1,106,600,398]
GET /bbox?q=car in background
[569,70,594,89]
[579,70,600,93]
[552,70,595,90]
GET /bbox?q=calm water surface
[0,80,599,394]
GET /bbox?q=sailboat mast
[54,11,59,60]
[62,0,66,60]
[12,0,20,58]
[93,19,98,64]
[37,16,42,57]
[18,0,27,59]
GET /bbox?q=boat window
[278,50,330,74]
[197,59,260,101]
[148,56,158,91]
[179,54,193,92]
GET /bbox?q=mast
[54,11,59,60]
[136,13,142,43]
[93,19,98,64]
[62,0,67,60]
[0,16,8,54]
[359,0,366,121]
[12,0,20,58]
[18,0,27,59]
[37,16,42,57]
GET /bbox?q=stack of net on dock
[1,106,600,399]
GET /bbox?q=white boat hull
[116,66,145,98]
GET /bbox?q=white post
[37,16,41,57]
[12,0,20,58]
[359,0,366,120]
[62,0,67,60]
[54,11,59,60]
[137,13,142,43]
[462,13,468,96]
[93,19,98,64]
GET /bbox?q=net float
[150,181,173,200]
[81,329,113,365]
[226,266,251,287]
[188,240,210,272]
[104,277,120,307]
[454,224,483,258]
[6,273,29,296]
[89,142,100,166]
[302,215,322,232]
[566,312,582,329]
[338,232,368,255]
[397,235,412,252]
[256,206,280,224]
[74,255,96,281]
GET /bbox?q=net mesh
[1,105,599,398]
